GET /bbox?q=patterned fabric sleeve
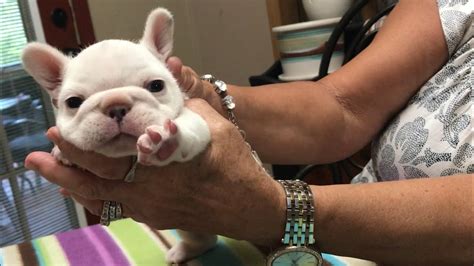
[437,0,474,56]
[352,0,473,183]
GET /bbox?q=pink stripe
[56,227,103,266]
[83,227,116,265]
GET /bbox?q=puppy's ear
[140,8,174,61]
[22,42,69,105]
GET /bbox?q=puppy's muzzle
[108,106,129,123]
[100,94,133,123]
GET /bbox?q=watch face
[268,247,323,266]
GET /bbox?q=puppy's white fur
[22,8,216,263]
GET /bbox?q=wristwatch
[267,180,323,266]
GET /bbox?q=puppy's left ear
[21,42,69,107]
[140,8,174,61]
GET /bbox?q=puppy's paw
[165,241,215,264]
[51,146,72,166]
[136,119,179,166]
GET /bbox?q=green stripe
[281,54,324,63]
[277,28,333,40]
[108,219,166,265]
[31,240,47,266]
[37,236,69,265]
[277,36,328,53]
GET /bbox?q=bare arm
[312,174,474,265]
[203,0,448,164]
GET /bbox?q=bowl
[302,0,352,20]
[272,18,343,81]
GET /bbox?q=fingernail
[59,188,71,197]
[46,128,60,144]
[24,159,38,171]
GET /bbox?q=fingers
[47,127,131,180]
[167,56,198,93]
[166,56,183,81]
[25,151,124,201]
[180,66,200,95]
[59,187,71,196]
[63,190,133,219]
[167,56,204,97]
[68,192,103,216]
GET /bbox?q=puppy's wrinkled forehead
[64,40,172,92]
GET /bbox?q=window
[1,0,79,247]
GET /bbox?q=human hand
[24,99,285,246]
[167,56,215,102]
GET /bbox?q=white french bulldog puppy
[22,8,216,264]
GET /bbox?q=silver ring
[109,201,117,220]
[123,156,138,182]
[116,202,123,219]
[100,200,111,226]
[100,201,123,226]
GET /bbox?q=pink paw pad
[166,119,178,135]
[136,120,180,165]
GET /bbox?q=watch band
[278,180,315,247]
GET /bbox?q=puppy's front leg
[136,107,210,166]
[166,230,217,263]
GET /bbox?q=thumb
[166,56,183,82]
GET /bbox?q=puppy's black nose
[108,106,129,123]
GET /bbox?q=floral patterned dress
[352,0,473,183]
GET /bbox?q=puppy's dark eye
[65,96,84,108]
[146,79,165,93]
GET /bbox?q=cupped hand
[24,99,285,246]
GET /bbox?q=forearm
[200,0,447,165]
[205,80,364,165]
[313,174,474,264]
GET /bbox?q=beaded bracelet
[200,74,263,167]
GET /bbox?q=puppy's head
[22,8,182,157]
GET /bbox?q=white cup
[272,18,343,81]
[302,0,352,20]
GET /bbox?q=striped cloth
[0,219,375,266]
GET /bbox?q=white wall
[87,0,274,85]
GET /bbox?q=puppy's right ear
[21,42,69,106]
[140,8,174,61]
